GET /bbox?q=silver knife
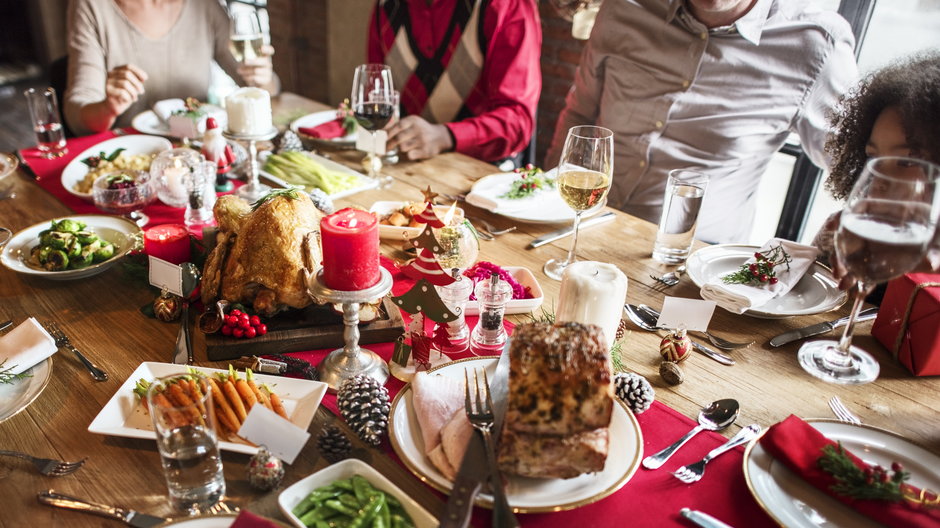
[13,149,38,180]
[680,508,736,528]
[527,211,616,248]
[768,307,878,347]
[38,490,168,528]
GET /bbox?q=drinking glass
[229,9,264,63]
[24,87,67,159]
[798,156,940,384]
[351,64,395,188]
[652,169,709,264]
[543,125,614,280]
[147,373,226,513]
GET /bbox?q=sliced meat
[440,409,474,475]
[428,443,457,481]
[411,372,464,452]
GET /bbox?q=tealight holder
[223,127,278,203]
[152,148,204,208]
[307,267,393,391]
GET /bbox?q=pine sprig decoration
[251,188,301,210]
[0,359,31,384]
[818,443,918,503]
[500,164,555,199]
[722,244,793,286]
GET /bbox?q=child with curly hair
[813,52,940,290]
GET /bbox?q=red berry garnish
[232,327,244,338]
[769,277,779,284]
[230,309,242,317]
[249,315,261,327]
[759,274,768,282]
[221,325,233,336]
[880,472,890,483]
[892,462,904,473]
[754,252,762,259]
[245,327,257,339]
[749,263,758,272]
[225,315,237,327]
[256,323,267,336]
[239,320,251,329]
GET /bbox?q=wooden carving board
[205,297,405,360]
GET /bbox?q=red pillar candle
[144,224,191,265]
[320,208,380,291]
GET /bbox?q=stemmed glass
[798,156,940,384]
[351,64,395,188]
[229,9,264,63]
[543,125,614,280]
[92,170,157,227]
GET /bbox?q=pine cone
[308,188,335,214]
[615,319,627,341]
[277,130,304,153]
[613,372,655,414]
[337,375,390,446]
[316,425,352,463]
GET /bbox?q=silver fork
[0,450,86,476]
[465,368,519,528]
[650,265,687,288]
[671,424,761,484]
[43,322,109,382]
[828,396,861,425]
[468,216,517,236]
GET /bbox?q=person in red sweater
[367,0,541,164]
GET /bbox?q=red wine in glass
[354,102,395,131]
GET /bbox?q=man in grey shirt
[546,0,858,243]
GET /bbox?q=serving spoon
[624,304,735,365]
[642,398,740,469]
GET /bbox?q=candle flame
[442,202,458,225]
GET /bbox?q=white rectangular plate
[259,151,378,200]
[278,459,438,528]
[88,362,328,455]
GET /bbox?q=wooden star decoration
[420,186,439,203]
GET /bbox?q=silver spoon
[635,303,754,350]
[642,398,739,469]
[624,304,735,365]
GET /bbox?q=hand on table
[237,44,276,90]
[104,64,147,117]
[387,115,454,161]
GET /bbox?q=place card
[357,128,387,155]
[656,297,716,332]
[148,256,183,297]
[238,404,310,464]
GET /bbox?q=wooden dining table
[1,92,938,527]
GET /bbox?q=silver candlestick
[307,267,393,391]
[223,127,277,203]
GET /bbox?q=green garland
[0,359,32,384]
[722,243,792,286]
[818,443,913,503]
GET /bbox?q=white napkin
[0,318,58,375]
[701,238,819,314]
[151,98,185,123]
[464,191,499,212]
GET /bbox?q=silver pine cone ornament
[613,372,655,414]
[317,425,352,463]
[337,375,390,446]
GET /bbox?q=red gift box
[871,272,940,376]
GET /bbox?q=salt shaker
[470,272,513,354]
[434,275,473,354]
[184,161,217,233]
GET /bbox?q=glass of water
[652,169,709,264]
[24,87,67,159]
[147,372,226,514]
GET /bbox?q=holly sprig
[0,359,31,385]
[500,164,555,199]
[722,244,792,286]
[337,98,357,135]
[817,443,939,507]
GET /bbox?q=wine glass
[229,9,264,63]
[798,156,940,384]
[351,64,395,188]
[543,125,614,280]
[92,170,157,227]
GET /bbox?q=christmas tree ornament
[659,326,692,363]
[317,425,353,463]
[660,361,684,385]
[401,246,457,286]
[153,289,182,322]
[337,375,391,446]
[470,272,512,354]
[613,372,655,414]
[246,446,285,491]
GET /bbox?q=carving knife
[768,307,879,347]
[13,149,37,180]
[38,491,168,528]
[526,211,616,248]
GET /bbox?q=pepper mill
[470,272,512,354]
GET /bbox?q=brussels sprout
[38,229,53,245]
[29,245,43,264]
[93,242,115,262]
[75,230,99,245]
[55,219,86,233]
[38,245,55,263]
[66,238,82,259]
[70,243,98,269]
[43,249,69,271]
[47,231,74,249]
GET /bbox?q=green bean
[338,493,360,509]
[293,495,319,517]
[352,475,372,503]
[324,499,358,517]
[349,494,384,528]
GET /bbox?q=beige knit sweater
[65,0,243,135]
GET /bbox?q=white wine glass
[544,125,614,280]
[798,156,940,384]
[229,9,264,63]
[351,64,395,188]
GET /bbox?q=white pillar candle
[556,261,628,348]
[225,87,273,135]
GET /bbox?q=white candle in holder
[556,261,628,348]
[225,87,272,135]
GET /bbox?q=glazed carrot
[209,378,241,430]
[167,382,204,426]
[151,392,185,428]
[187,378,208,416]
[266,388,289,420]
[235,378,257,411]
[222,377,248,422]
[246,369,271,410]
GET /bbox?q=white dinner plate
[259,150,378,200]
[462,266,544,316]
[155,513,290,528]
[61,135,172,201]
[88,362,328,455]
[0,215,141,280]
[466,170,605,224]
[686,244,846,318]
[744,419,940,528]
[290,110,356,148]
[131,105,227,137]
[388,357,643,512]
[0,357,53,423]
[278,459,438,528]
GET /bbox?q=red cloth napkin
[298,119,347,139]
[760,415,940,528]
[229,510,282,528]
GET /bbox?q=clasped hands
[386,115,454,161]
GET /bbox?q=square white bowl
[464,266,544,316]
[278,458,437,528]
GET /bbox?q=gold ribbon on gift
[891,281,940,360]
